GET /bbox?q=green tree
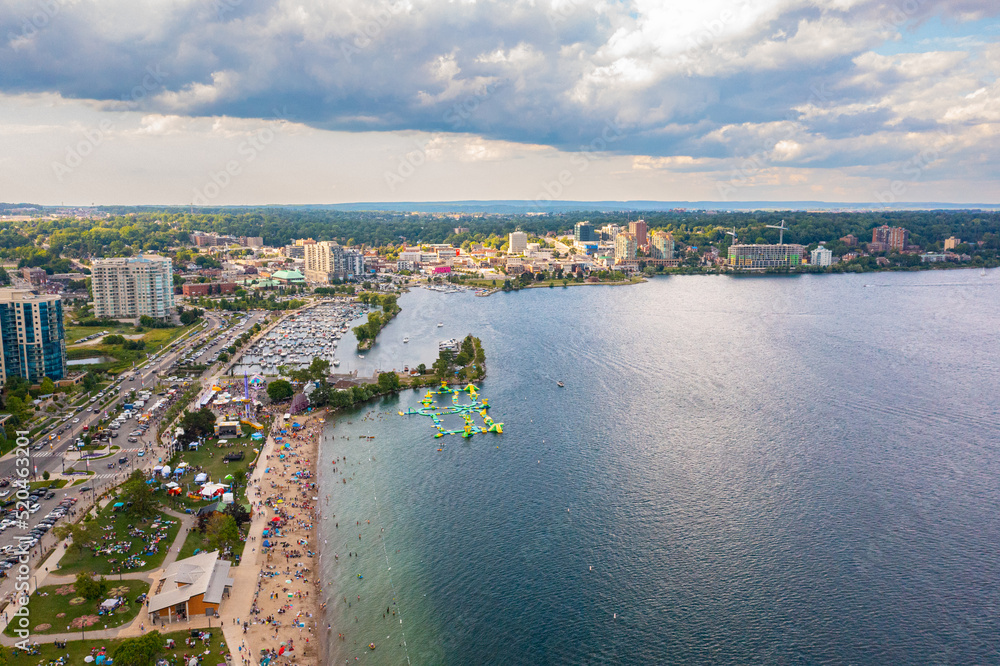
[224,501,251,527]
[75,571,108,599]
[42,470,50,480]
[267,379,294,402]
[206,513,240,554]
[308,357,331,381]
[39,377,56,394]
[377,371,400,392]
[53,522,96,555]
[122,469,158,518]
[3,396,31,424]
[112,631,162,666]
[180,407,217,439]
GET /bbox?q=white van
[283,413,291,421]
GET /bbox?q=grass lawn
[65,324,132,345]
[8,627,229,665]
[161,426,265,514]
[55,504,181,576]
[7,579,148,637]
[69,474,96,484]
[29,479,68,490]
[177,519,248,562]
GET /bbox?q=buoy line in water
[366,433,412,666]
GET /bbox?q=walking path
[0,507,195,645]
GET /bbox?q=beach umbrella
[84,657,94,663]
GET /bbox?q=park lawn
[69,474,96,485]
[6,579,148,637]
[177,516,248,562]
[162,439,254,512]
[55,504,181,577]
[7,627,229,666]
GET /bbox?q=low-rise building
[147,551,234,622]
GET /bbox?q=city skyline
[0,1,998,205]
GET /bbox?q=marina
[231,302,371,375]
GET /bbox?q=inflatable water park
[399,382,503,439]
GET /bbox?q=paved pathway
[0,507,196,646]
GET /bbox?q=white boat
[358,355,365,359]
[403,337,409,343]
[437,322,444,327]
[333,359,340,367]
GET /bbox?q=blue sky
[0,0,998,205]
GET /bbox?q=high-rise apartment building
[0,290,66,384]
[650,231,674,260]
[944,237,960,250]
[629,220,648,248]
[574,222,596,243]
[508,231,528,254]
[728,244,806,270]
[343,249,366,279]
[600,224,620,242]
[810,245,833,267]
[304,241,346,283]
[870,225,909,252]
[615,232,637,262]
[92,254,175,319]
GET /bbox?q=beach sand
[234,411,325,666]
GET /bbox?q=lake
[317,268,1000,664]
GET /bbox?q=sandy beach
[234,410,325,666]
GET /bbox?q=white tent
[194,472,208,484]
[165,481,180,489]
[160,465,172,477]
[221,492,234,505]
[200,482,226,498]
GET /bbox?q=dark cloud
[0,0,997,165]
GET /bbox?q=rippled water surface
[317,270,1000,664]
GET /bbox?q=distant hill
[273,200,1000,214]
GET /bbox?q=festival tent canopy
[200,482,227,497]
[194,473,209,483]
[165,481,180,488]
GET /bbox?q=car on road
[44,492,55,500]
[31,443,43,451]
[79,486,92,492]
[137,451,145,457]
[0,491,8,498]
[127,437,138,443]
[118,457,128,464]
[72,418,80,423]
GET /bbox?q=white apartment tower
[91,254,175,319]
[810,246,833,267]
[508,231,528,255]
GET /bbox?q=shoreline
[234,408,325,666]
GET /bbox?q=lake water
[317,269,1000,664]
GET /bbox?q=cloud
[0,0,998,184]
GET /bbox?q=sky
[0,0,998,206]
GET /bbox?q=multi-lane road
[0,310,230,596]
